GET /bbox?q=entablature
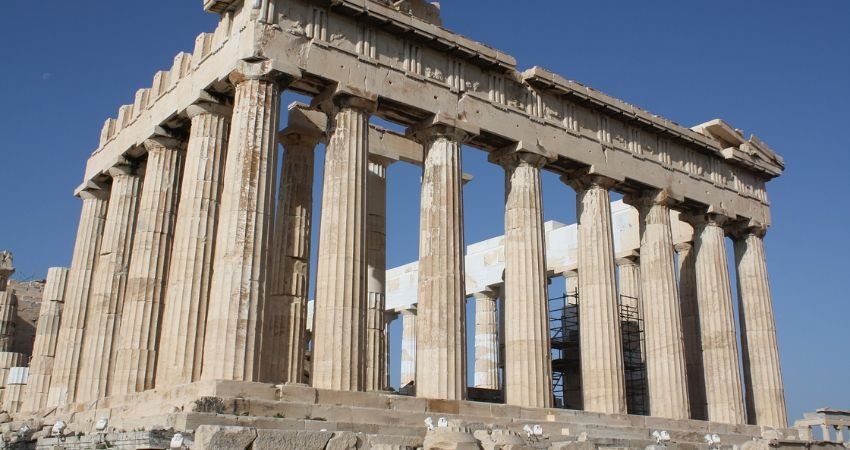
[305,0,516,71]
[82,0,783,227]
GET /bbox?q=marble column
[689,213,745,424]
[400,308,417,388]
[733,226,787,427]
[473,290,500,390]
[413,121,472,401]
[262,126,320,384]
[21,267,68,412]
[562,174,626,414]
[498,151,552,408]
[201,71,281,382]
[312,94,374,391]
[365,157,390,391]
[633,192,690,419]
[616,256,640,310]
[48,186,109,407]
[383,311,394,389]
[112,138,184,396]
[155,102,230,387]
[564,270,579,303]
[675,242,707,420]
[76,163,142,401]
[821,425,832,442]
[0,291,16,352]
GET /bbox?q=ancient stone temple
[3,1,839,449]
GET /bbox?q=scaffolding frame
[548,291,649,415]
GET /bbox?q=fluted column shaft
[691,214,745,424]
[564,270,579,303]
[734,228,787,427]
[499,153,552,408]
[48,188,108,407]
[201,74,281,381]
[76,165,142,401]
[676,242,707,420]
[75,164,142,402]
[262,128,319,384]
[156,104,230,387]
[400,308,417,387]
[617,258,640,309]
[365,158,389,391]
[473,290,499,390]
[112,139,184,396]
[0,291,16,352]
[634,194,689,419]
[414,125,469,401]
[312,95,374,391]
[564,175,626,414]
[21,267,68,412]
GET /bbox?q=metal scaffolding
[548,291,649,415]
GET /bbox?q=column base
[10,380,794,449]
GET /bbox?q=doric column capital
[408,113,479,144]
[726,221,769,240]
[674,242,693,254]
[488,142,550,169]
[187,99,233,120]
[333,93,378,114]
[278,127,322,150]
[680,209,730,230]
[312,86,378,115]
[77,184,109,201]
[106,159,138,178]
[623,189,674,212]
[472,288,499,301]
[143,135,184,152]
[228,60,295,87]
[560,170,619,192]
[562,269,578,280]
[615,253,640,267]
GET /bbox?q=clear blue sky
[1,1,848,423]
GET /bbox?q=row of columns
[382,162,784,427]
[43,63,785,429]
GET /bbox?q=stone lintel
[287,102,424,165]
[316,0,516,70]
[524,67,783,180]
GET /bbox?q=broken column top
[0,251,14,291]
